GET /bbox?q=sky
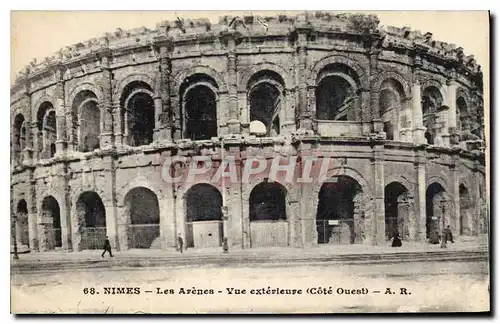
[11,11,489,82]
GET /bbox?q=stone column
[412,80,427,144]
[113,101,123,147]
[98,57,114,149]
[157,45,173,142]
[58,191,72,251]
[65,106,75,152]
[225,147,243,248]
[438,105,450,146]
[162,181,176,249]
[369,49,382,135]
[447,78,458,133]
[372,144,385,245]
[296,31,311,130]
[20,82,34,165]
[362,88,372,135]
[26,171,39,251]
[353,193,364,244]
[238,90,250,135]
[54,68,66,156]
[399,98,413,142]
[226,36,240,134]
[415,149,427,241]
[31,123,39,162]
[450,156,460,235]
[282,90,297,135]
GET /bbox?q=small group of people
[429,225,454,245]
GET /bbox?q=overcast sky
[11,11,489,82]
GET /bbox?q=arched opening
[184,184,223,248]
[125,187,160,249]
[13,114,25,164]
[72,90,100,152]
[425,182,447,239]
[249,181,288,247]
[459,184,471,235]
[40,196,62,250]
[379,79,406,141]
[248,70,284,136]
[76,191,107,250]
[37,102,57,159]
[315,64,360,121]
[384,182,410,241]
[16,199,29,248]
[422,86,443,145]
[456,96,468,133]
[181,74,218,140]
[316,176,362,244]
[71,90,101,152]
[121,82,155,147]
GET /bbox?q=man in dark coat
[101,236,113,257]
[429,230,440,244]
[177,234,184,254]
[391,231,402,247]
[444,226,454,243]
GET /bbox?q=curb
[12,250,488,273]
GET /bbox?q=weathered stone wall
[11,12,486,252]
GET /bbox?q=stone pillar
[100,155,119,250]
[372,144,385,245]
[450,156,460,235]
[157,45,173,142]
[369,49,381,135]
[226,36,240,134]
[54,68,66,156]
[353,193,364,244]
[162,183,176,249]
[438,106,450,146]
[113,101,123,147]
[26,172,39,251]
[153,96,162,141]
[415,149,427,241]
[21,82,34,165]
[399,98,414,142]
[362,88,372,135]
[296,31,311,130]
[238,91,250,135]
[59,195,72,251]
[225,147,243,248]
[412,80,427,144]
[31,123,39,161]
[65,107,75,153]
[98,57,114,149]
[281,90,296,135]
[447,78,458,132]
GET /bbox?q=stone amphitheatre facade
[10,12,487,253]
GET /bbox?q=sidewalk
[11,235,488,272]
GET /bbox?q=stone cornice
[12,11,482,93]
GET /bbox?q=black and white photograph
[9,10,490,314]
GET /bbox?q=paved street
[11,259,489,314]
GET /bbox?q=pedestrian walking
[444,225,454,243]
[101,236,113,257]
[177,234,184,254]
